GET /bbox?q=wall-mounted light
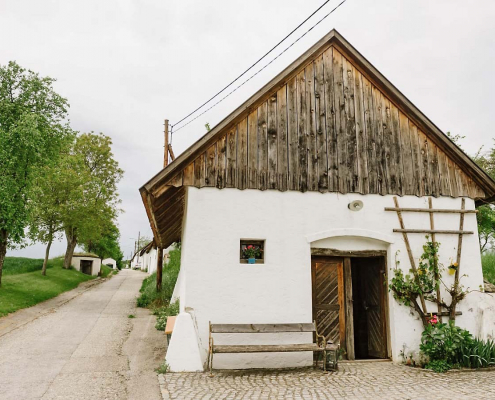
[348,200,364,211]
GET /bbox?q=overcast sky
[2,0,495,260]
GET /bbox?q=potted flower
[243,244,261,264]
[448,260,458,275]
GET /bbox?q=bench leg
[209,352,213,376]
[323,350,327,372]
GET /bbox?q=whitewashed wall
[71,256,101,276]
[166,187,484,371]
[102,258,116,269]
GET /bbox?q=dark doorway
[80,260,93,275]
[351,257,387,359]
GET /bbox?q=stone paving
[159,361,495,399]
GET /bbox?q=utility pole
[164,119,169,168]
[136,231,141,266]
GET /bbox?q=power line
[172,0,348,133]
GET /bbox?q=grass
[137,245,181,331]
[3,257,56,275]
[100,264,113,278]
[482,252,495,284]
[0,257,95,317]
[137,245,181,308]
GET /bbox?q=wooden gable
[141,30,495,248]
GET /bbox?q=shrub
[420,321,473,365]
[458,338,495,369]
[482,252,495,285]
[155,300,180,331]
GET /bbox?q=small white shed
[71,253,101,276]
[102,258,117,270]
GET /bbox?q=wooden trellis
[385,196,477,322]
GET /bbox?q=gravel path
[0,269,166,400]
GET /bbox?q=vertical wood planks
[226,127,237,188]
[247,110,258,189]
[277,86,288,191]
[372,87,385,195]
[257,102,268,190]
[307,61,318,191]
[399,112,413,195]
[287,77,298,191]
[183,162,195,186]
[194,153,206,188]
[363,76,377,194]
[297,69,308,192]
[343,57,357,193]
[390,104,403,195]
[217,134,227,188]
[333,50,347,193]
[418,130,430,196]
[205,143,217,187]
[267,95,278,189]
[409,121,422,196]
[314,55,328,192]
[323,47,338,192]
[158,45,488,201]
[354,68,368,194]
[237,118,248,190]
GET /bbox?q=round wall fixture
[348,200,364,211]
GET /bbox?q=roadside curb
[0,276,107,338]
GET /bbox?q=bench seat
[207,321,339,373]
[213,343,338,353]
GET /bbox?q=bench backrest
[210,323,316,334]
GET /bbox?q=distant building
[71,253,101,276]
[102,258,117,270]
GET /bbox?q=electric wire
[171,0,348,132]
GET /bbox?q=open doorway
[351,257,387,359]
[311,251,388,360]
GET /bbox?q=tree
[473,141,495,252]
[0,61,71,286]
[61,133,123,268]
[83,222,124,269]
[27,139,78,275]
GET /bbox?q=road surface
[0,269,166,400]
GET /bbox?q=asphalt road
[0,269,166,400]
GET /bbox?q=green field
[0,257,95,317]
[3,257,57,275]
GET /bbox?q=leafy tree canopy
[83,222,124,269]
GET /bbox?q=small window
[240,240,265,264]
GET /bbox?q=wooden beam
[429,198,443,322]
[156,246,163,292]
[344,258,354,361]
[164,119,169,168]
[168,144,175,161]
[311,248,387,258]
[393,196,427,314]
[393,229,473,235]
[384,207,477,214]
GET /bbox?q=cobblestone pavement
[159,361,495,399]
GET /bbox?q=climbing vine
[390,236,469,327]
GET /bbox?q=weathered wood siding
[159,46,485,199]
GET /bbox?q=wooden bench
[207,321,339,373]
[164,316,176,345]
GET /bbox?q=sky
[2,0,495,260]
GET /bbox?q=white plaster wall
[102,258,116,269]
[175,187,482,370]
[71,256,102,276]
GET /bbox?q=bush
[136,245,181,308]
[154,300,180,331]
[420,321,495,371]
[420,321,473,366]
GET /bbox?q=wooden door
[362,259,387,358]
[311,257,345,347]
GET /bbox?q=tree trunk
[0,229,8,287]
[42,239,52,276]
[63,230,77,269]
